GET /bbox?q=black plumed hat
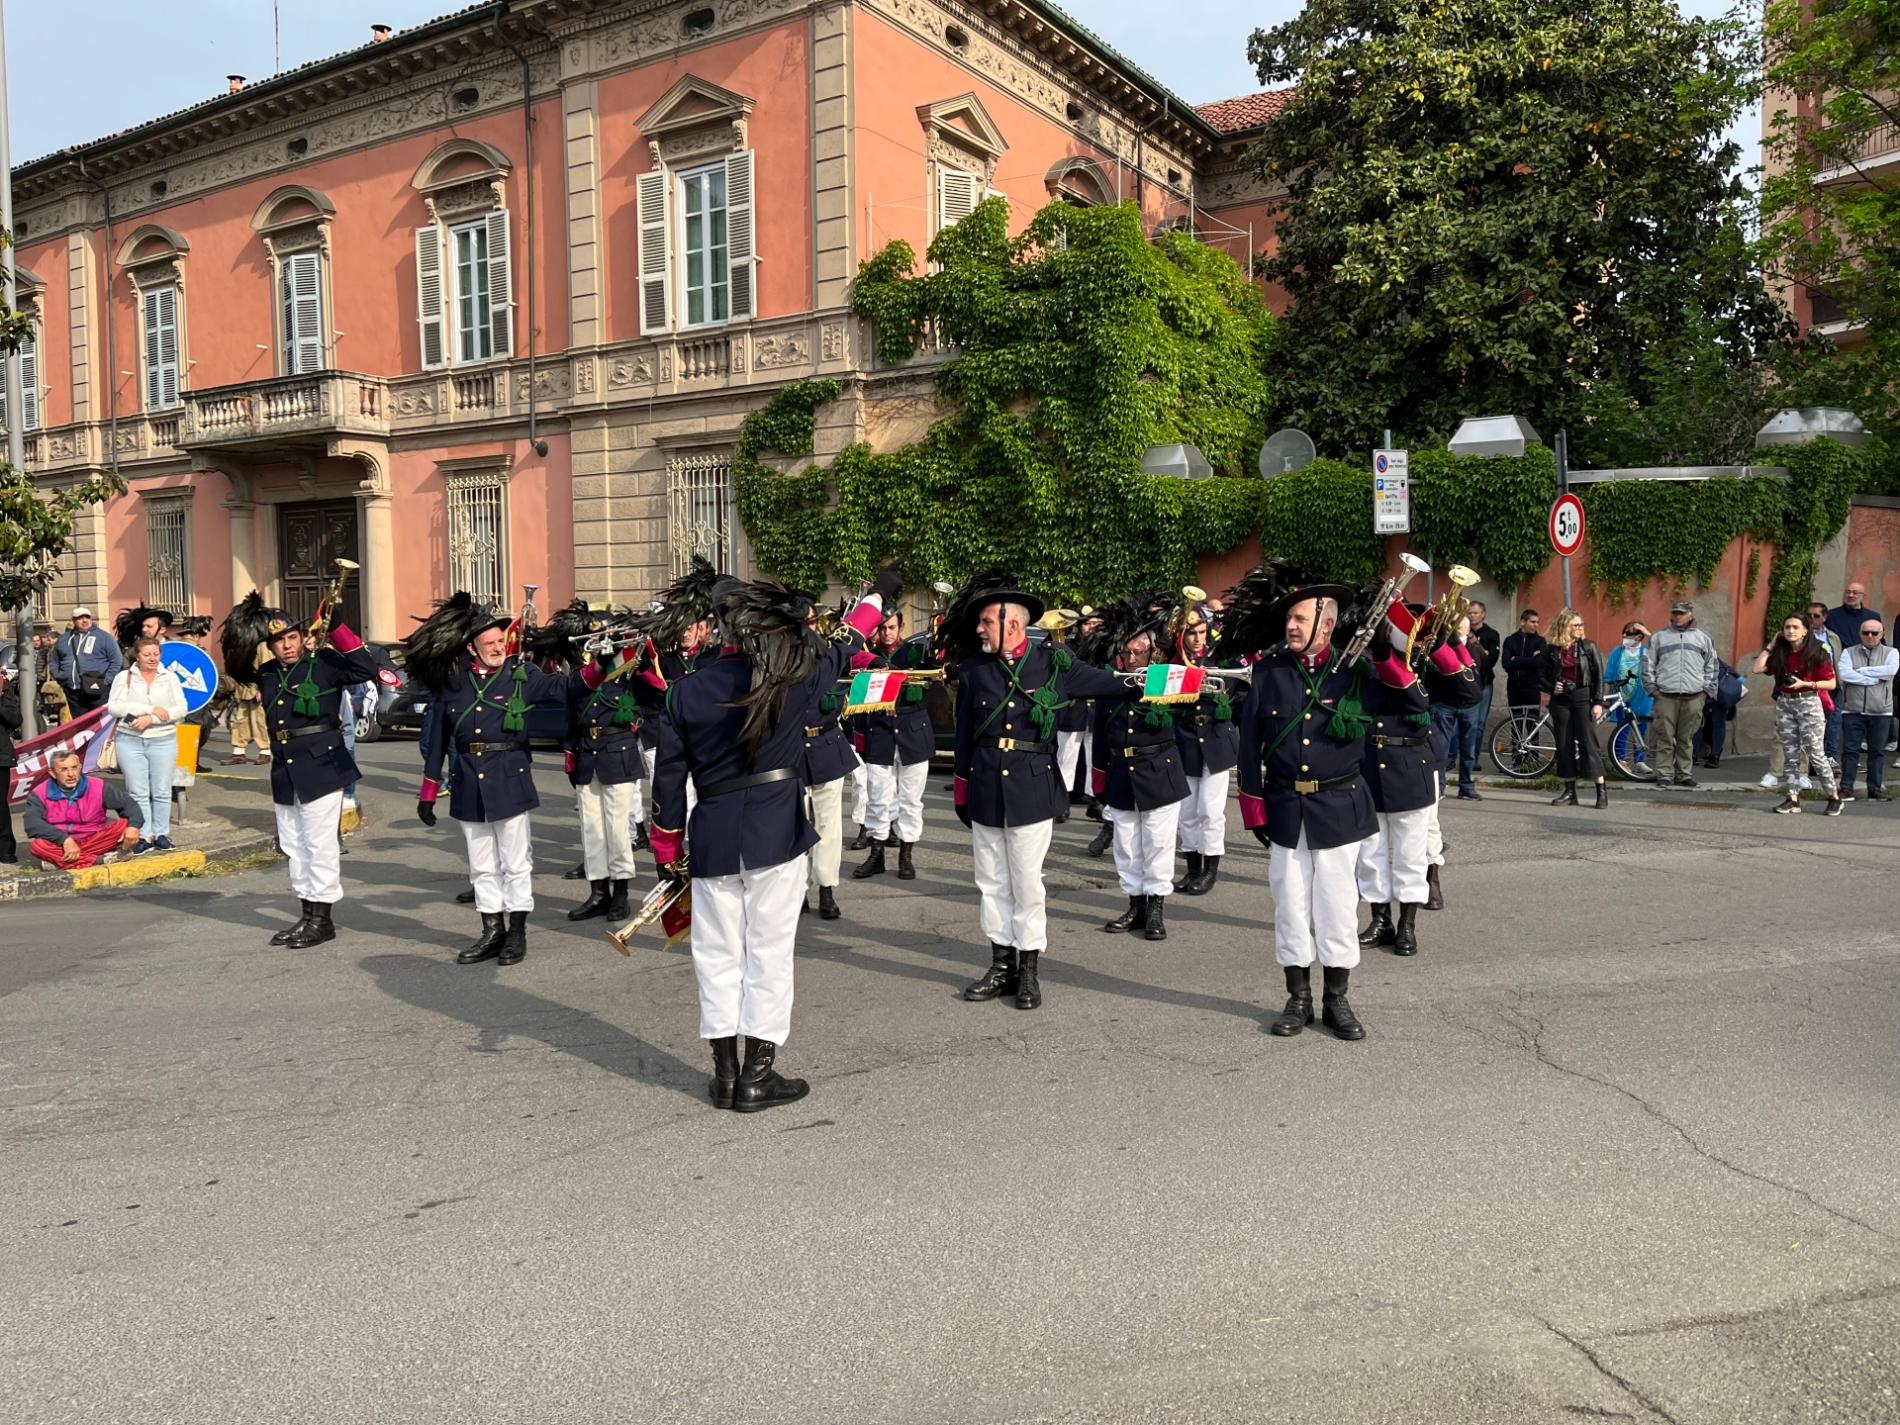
[219,592,274,673]
[523,597,602,669]
[633,556,724,649]
[116,604,174,646]
[1215,562,1359,659]
[401,591,503,694]
[932,570,1046,664]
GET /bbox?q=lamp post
[0,0,36,736]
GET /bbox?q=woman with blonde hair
[1538,608,1607,807]
[106,635,188,853]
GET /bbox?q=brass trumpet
[309,557,359,647]
[1412,564,1481,667]
[604,876,692,955]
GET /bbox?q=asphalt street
[5,737,1900,1424]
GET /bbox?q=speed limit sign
[1549,493,1585,558]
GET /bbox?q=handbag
[97,733,120,773]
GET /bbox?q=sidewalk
[2,755,363,900]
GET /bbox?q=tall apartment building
[9,0,1282,639]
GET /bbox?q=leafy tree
[1759,0,1900,441]
[0,232,121,613]
[1247,0,1792,456]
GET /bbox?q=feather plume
[523,597,601,669]
[932,569,1045,665]
[401,592,493,694]
[712,578,825,759]
[218,592,273,674]
[633,556,723,650]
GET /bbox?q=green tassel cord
[502,663,530,734]
[1403,709,1433,729]
[1212,690,1234,723]
[291,660,323,718]
[1322,662,1372,742]
[612,690,639,727]
[1142,702,1174,730]
[820,686,843,718]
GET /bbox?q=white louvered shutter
[637,169,671,335]
[282,252,324,375]
[485,208,514,358]
[415,225,447,369]
[938,168,979,233]
[724,150,756,321]
[144,285,180,411]
[20,339,39,431]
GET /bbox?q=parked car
[369,642,566,748]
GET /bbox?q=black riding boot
[1185,855,1220,895]
[1013,950,1042,1010]
[1174,851,1204,892]
[1551,780,1578,806]
[605,878,631,919]
[497,911,529,966]
[561,862,586,882]
[817,885,841,920]
[271,899,314,946]
[1269,965,1313,1036]
[456,885,479,902]
[630,821,650,853]
[1085,821,1113,857]
[1425,863,1445,911]
[1393,903,1420,957]
[1594,781,1608,809]
[733,1038,809,1112]
[852,838,888,879]
[963,943,1019,1002]
[897,841,916,880]
[1143,894,1168,941]
[1104,894,1149,933]
[567,879,611,921]
[709,1036,739,1110]
[1085,796,1105,822]
[849,824,872,851]
[1321,966,1366,1040]
[285,901,335,948]
[1358,903,1392,948]
[458,912,505,964]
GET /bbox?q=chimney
[227,74,246,93]
[372,24,392,42]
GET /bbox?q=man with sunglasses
[1837,617,1896,802]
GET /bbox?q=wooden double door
[278,501,362,634]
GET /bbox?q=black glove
[1252,826,1272,850]
[872,561,905,603]
[659,857,690,888]
[1367,618,1394,662]
[417,799,437,827]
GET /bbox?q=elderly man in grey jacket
[1837,616,1897,801]
[1643,599,1719,787]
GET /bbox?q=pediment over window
[117,224,191,288]
[637,75,755,165]
[918,94,1009,164]
[411,139,512,193]
[252,185,337,258]
[1045,157,1114,207]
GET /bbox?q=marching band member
[647,565,901,1111]
[1226,566,1402,1041]
[1354,601,1440,957]
[1090,603,1188,942]
[1172,600,1242,896]
[799,597,855,920]
[851,609,935,882]
[408,593,600,967]
[943,572,1139,1009]
[223,591,378,949]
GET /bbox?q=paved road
[5,738,1899,1424]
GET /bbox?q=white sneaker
[1759,773,1778,788]
[1798,776,1813,790]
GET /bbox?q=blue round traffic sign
[159,639,221,715]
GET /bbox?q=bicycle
[1487,688,1656,782]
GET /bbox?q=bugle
[1334,552,1431,670]
[309,558,359,646]
[605,875,692,955]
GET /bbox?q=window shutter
[415,224,447,369]
[724,150,756,321]
[142,291,162,410]
[637,169,671,335]
[144,285,180,411]
[282,252,324,376]
[938,168,979,232]
[485,208,514,358]
[20,339,39,431]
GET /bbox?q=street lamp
[1448,414,1541,458]
[1140,443,1213,480]
[1755,408,1870,450]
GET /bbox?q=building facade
[9,0,1281,644]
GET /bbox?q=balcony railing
[1814,119,1900,181]
[180,371,390,450]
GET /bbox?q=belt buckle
[273,728,289,744]
[805,727,822,737]
[995,737,1016,751]
[1295,777,1319,794]
[1122,746,1136,757]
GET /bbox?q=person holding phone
[1754,613,1843,815]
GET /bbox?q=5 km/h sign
[1549,493,1586,558]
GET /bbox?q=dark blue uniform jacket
[1238,652,1377,851]
[1359,676,1439,815]
[1092,697,1190,812]
[258,634,378,808]
[420,655,587,822]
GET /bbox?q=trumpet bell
[335,557,360,571]
[1182,585,1207,603]
[1448,564,1480,588]
[1399,552,1431,574]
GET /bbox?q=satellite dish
[1259,428,1317,478]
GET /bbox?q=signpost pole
[1556,429,1572,607]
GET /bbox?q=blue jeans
[1432,702,1485,794]
[1825,707,1842,764]
[118,730,177,841]
[1695,705,1728,762]
[1841,712,1892,794]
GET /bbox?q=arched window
[252,186,337,376]
[117,225,191,412]
[409,140,514,368]
[1045,157,1116,208]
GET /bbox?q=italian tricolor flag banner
[1141,664,1206,704]
[844,668,906,714]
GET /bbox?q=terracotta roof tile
[1193,90,1293,134]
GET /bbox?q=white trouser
[1427,800,1444,867]
[1178,771,1229,856]
[461,812,534,914]
[627,770,646,829]
[971,819,1055,951]
[578,779,639,882]
[864,759,929,842]
[1108,802,1180,897]
[1269,828,1367,969]
[275,789,344,904]
[690,856,807,1044]
[807,776,844,889]
[1056,729,1090,794]
[1356,807,1432,906]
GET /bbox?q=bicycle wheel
[1489,711,1555,779]
[1609,720,1657,781]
